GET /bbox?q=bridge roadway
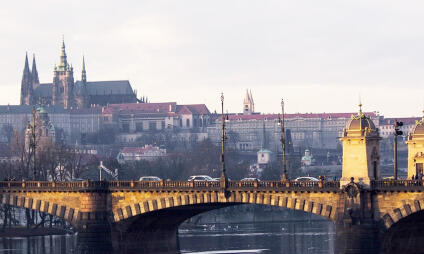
[0,179,424,254]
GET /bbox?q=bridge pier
[335,219,382,254]
[76,212,112,254]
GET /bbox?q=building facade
[102,102,211,142]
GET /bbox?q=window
[135,122,143,132]
[149,121,157,131]
[161,121,165,130]
[122,123,129,133]
[186,119,190,127]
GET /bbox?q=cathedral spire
[81,55,87,83]
[23,52,30,74]
[20,52,33,105]
[31,54,39,85]
[58,36,68,71]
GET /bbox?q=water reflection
[179,221,335,254]
[0,235,76,254]
[0,220,334,254]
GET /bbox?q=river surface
[0,221,334,254]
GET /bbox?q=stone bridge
[1,179,424,254]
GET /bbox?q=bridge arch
[380,199,424,229]
[0,193,77,226]
[380,206,424,254]
[113,190,339,223]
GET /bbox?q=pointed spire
[81,55,87,83]
[23,52,30,74]
[21,52,32,105]
[31,54,39,84]
[58,36,68,71]
[244,89,250,104]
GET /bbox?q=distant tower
[31,54,40,104]
[20,53,33,105]
[243,89,255,115]
[75,56,88,108]
[406,111,424,179]
[339,103,381,188]
[31,54,40,89]
[52,38,75,109]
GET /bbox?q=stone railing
[372,180,424,191]
[0,180,340,192]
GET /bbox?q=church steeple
[20,52,33,105]
[81,56,87,83]
[58,36,68,71]
[31,54,39,85]
[243,89,255,115]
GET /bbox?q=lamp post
[220,93,228,187]
[393,120,403,180]
[30,108,37,180]
[279,99,288,181]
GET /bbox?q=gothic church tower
[20,53,33,105]
[243,89,255,115]
[52,39,75,109]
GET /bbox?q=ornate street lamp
[30,108,37,180]
[278,99,288,181]
[220,93,228,188]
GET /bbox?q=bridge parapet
[0,180,341,192]
[0,180,109,192]
[372,180,424,191]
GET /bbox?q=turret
[339,103,381,188]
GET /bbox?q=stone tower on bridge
[407,114,424,179]
[340,103,381,187]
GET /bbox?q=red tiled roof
[225,112,377,121]
[176,104,210,115]
[184,104,210,115]
[176,105,192,115]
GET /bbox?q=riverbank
[0,227,70,237]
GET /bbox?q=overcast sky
[1,0,424,117]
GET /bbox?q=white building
[117,145,167,163]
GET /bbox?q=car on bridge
[139,176,162,181]
[294,176,319,182]
[187,175,218,181]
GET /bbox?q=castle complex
[20,39,138,109]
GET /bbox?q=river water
[0,221,334,254]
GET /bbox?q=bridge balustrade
[372,180,424,191]
[0,180,340,192]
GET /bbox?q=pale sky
[1,0,424,117]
